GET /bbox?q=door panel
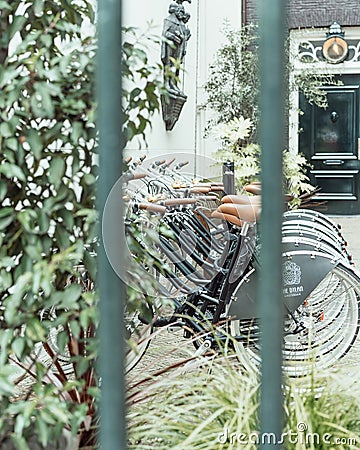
[299,75,360,214]
[314,90,356,155]
[311,171,358,200]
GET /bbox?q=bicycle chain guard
[228,250,339,320]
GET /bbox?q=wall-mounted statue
[160,0,191,131]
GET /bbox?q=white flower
[211,122,231,140]
[211,116,253,143]
[227,117,253,141]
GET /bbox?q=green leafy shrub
[204,22,340,132]
[0,1,163,448]
[210,117,313,206]
[203,23,341,205]
[0,1,98,447]
[122,25,165,146]
[128,356,360,449]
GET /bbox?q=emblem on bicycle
[283,261,302,286]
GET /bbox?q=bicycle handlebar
[164,157,176,168]
[139,203,167,214]
[175,160,189,170]
[132,154,146,167]
[195,195,218,201]
[190,187,211,194]
[128,171,147,181]
[162,198,197,206]
[152,159,166,168]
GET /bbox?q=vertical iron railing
[95,0,285,448]
[257,0,286,448]
[97,0,127,449]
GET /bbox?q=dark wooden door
[299,75,360,215]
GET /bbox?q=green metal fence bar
[257,0,286,448]
[97,0,127,449]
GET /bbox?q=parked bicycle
[120,155,360,377]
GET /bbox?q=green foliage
[128,358,260,449]
[0,2,163,448]
[204,22,340,132]
[211,120,313,205]
[0,1,98,446]
[283,151,315,207]
[294,72,342,109]
[204,23,340,205]
[215,143,261,190]
[128,356,360,449]
[285,368,360,450]
[122,25,165,147]
[203,23,259,137]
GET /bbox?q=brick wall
[245,0,360,29]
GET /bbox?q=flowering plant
[212,117,253,143]
[211,117,314,207]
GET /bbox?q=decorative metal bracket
[297,38,360,64]
[160,0,191,131]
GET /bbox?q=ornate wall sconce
[322,22,348,64]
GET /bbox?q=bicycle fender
[228,251,339,320]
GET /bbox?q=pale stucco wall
[123,0,242,168]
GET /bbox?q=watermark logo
[217,423,357,446]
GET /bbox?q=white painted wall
[123,0,242,167]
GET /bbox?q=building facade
[245,0,360,28]
[123,0,242,172]
[124,1,360,214]
[246,0,360,214]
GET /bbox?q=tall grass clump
[127,356,260,450]
[285,367,360,450]
[127,353,360,450]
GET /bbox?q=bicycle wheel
[230,263,360,377]
[125,309,153,372]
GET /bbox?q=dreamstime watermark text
[217,423,357,446]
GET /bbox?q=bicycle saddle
[244,184,262,195]
[212,203,261,227]
[244,183,294,203]
[221,194,262,205]
[211,210,243,227]
[217,203,261,222]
